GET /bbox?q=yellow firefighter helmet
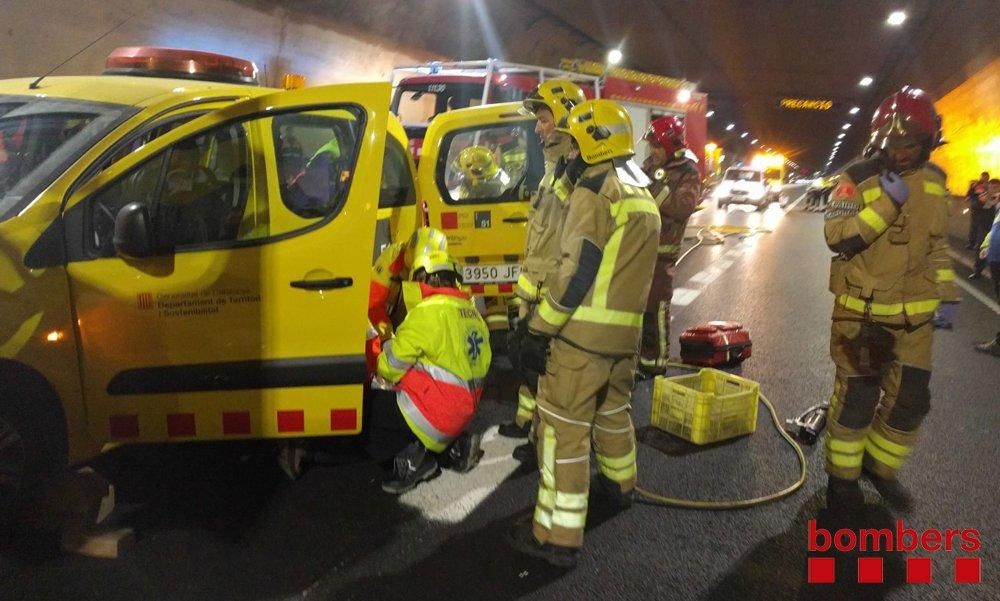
[458,145,499,184]
[565,99,635,164]
[521,79,587,127]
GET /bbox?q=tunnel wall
[932,57,1000,188]
[3,0,442,86]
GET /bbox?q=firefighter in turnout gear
[823,86,957,510]
[456,145,509,200]
[499,80,585,441]
[374,250,492,494]
[507,100,660,567]
[369,227,449,341]
[639,116,702,376]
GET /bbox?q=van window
[724,169,763,182]
[437,122,542,205]
[86,107,363,257]
[379,138,415,209]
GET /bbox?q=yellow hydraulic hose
[633,223,806,509]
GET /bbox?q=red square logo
[222,412,251,435]
[277,410,305,433]
[906,557,932,584]
[440,212,459,230]
[330,409,357,431]
[858,557,884,584]
[807,557,835,584]
[166,413,196,437]
[109,415,139,439]
[955,557,981,584]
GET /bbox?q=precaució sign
[779,98,834,111]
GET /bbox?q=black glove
[519,330,551,375]
[563,155,587,186]
[552,156,569,180]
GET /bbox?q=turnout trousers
[532,339,637,548]
[826,319,933,481]
[640,257,676,369]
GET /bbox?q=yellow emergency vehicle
[418,103,543,301]
[0,47,420,520]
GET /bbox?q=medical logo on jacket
[466,330,485,362]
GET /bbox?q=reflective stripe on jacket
[825,159,957,326]
[528,162,661,356]
[642,154,702,261]
[377,286,492,452]
[369,241,407,335]
[516,133,574,303]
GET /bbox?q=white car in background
[714,167,771,210]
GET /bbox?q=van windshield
[0,96,135,222]
[725,169,763,182]
[391,82,523,126]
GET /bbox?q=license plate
[462,263,521,284]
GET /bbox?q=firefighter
[456,145,509,199]
[374,250,492,493]
[369,227,449,341]
[507,100,660,567]
[499,79,585,442]
[638,116,702,376]
[823,86,958,510]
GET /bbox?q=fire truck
[390,58,709,172]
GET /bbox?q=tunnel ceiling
[246,0,999,172]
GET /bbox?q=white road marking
[716,259,734,270]
[671,288,702,307]
[688,269,721,285]
[785,191,809,211]
[947,248,992,279]
[954,277,1000,315]
[422,486,498,523]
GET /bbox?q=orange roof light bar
[104,46,258,85]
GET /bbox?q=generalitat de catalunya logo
[807,519,982,585]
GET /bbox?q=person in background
[974,179,1000,357]
[966,171,990,253]
[970,176,999,279]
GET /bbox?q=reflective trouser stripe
[516,390,536,424]
[826,436,865,469]
[596,447,637,483]
[936,269,955,282]
[534,424,557,532]
[657,300,668,363]
[865,431,912,470]
[397,391,452,453]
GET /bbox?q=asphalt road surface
[2,184,998,601]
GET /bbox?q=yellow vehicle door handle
[290,277,353,290]
[503,215,528,224]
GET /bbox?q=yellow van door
[59,83,390,445]
[418,103,543,298]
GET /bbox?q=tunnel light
[607,48,623,65]
[740,132,749,139]
[849,106,861,115]
[838,132,846,139]
[726,123,735,131]
[886,11,907,26]
[706,110,715,118]
[859,76,873,87]
[676,88,692,103]
[842,123,852,130]
[751,138,758,144]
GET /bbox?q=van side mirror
[113,202,156,258]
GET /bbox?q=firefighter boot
[446,432,483,473]
[498,422,530,439]
[825,475,865,514]
[506,519,578,568]
[512,442,536,465]
[975,334,1000,357]
[593,472,633,512]
[382,444,440,494]
[863,469,914,512]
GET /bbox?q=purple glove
[879,172,909,207]
[932,303,957,329]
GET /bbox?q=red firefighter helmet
[643,116,686,157]
[868,86,942,157]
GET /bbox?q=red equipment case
[679,321,752,367]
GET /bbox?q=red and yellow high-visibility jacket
[377,285,492,453]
